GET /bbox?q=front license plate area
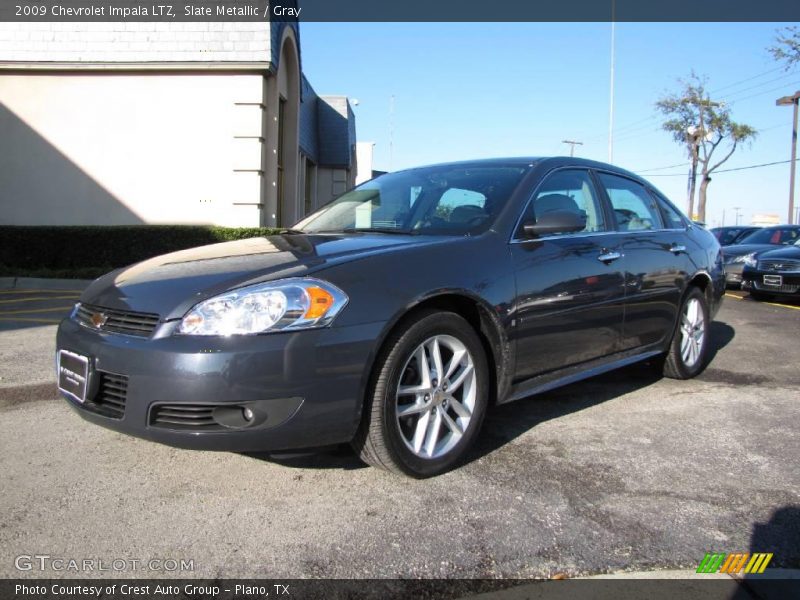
[763,274,783,287]
[58,350,89,403]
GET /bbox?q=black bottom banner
[2,578,800,600]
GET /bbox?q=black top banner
[1,0,799,22]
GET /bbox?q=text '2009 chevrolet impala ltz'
[56,157,725,477]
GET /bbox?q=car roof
[392,156,647,182]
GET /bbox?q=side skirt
[501,347,664,405]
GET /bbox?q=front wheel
[353,310,489,477]
[662,287,711,380]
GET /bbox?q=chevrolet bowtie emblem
[90,312,108,329]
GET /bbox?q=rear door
[595,172,690,352]
[510,168,626,380]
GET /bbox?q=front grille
[758,259,800,273]
[754,281,800,293]
[85,371,128,419]
[75,303,160,337]
[150,404,223,431]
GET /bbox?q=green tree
[655,73,757,222]
[769,26,800,68]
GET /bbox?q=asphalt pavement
[0,282,798,582]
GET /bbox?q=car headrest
[450,204,486,224]
[535,193,581,217]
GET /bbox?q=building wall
[0,72,266,226]
[0,22,271,64]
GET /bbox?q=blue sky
[300,22,800,227]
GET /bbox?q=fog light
[242,407,255,422]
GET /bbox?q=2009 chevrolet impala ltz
[57,157,724,477]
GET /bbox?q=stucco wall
[0,72,266,226]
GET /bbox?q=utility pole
[776,90,800,225]
[732,206,742,226]
[562,140,584,157]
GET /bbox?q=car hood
[80,233,445,320]
[754,245,800,260]
[722,243,778,260]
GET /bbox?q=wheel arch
[353,291,511,431]
[687,269,714,307]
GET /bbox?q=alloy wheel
[680,297,706,368]
[395,334,477,459]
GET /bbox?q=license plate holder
[763,274,783,287]
[57,350,89,403]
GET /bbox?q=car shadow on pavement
[469,320,735,465]
[243,320,735,472]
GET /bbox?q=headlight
[177,278,348,336]
[732,252,757,267]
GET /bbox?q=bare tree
[769,26,800,69]
[656,73,757,222]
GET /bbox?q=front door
[511,169,626,381]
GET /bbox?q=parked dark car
[710,226,761,247]
[742,238,800,300]
[721,225,800,287]
[56,157,725,477]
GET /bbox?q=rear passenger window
[597,173,663,231]
[651,191,686,230]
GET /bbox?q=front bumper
[56,317,384,452]
[742,269,800,296]
[724,262,745,285]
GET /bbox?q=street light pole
[776,90,800,225]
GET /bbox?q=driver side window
[516,169,605,238]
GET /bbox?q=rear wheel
[353,310,489,477]
[663,287,710,380]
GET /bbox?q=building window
[277,97,286,226]
[305,158,316,216]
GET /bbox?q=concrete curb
[0,277,92,291]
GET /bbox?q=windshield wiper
[340,227,415,235]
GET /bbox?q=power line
[637,161,690,173]
[726,80,800,106]
[644,157,800,177]
[631,123,786,173]
[714,70,799,102]
[709,65,787,95]
[582,67,799,144]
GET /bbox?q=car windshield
[294,164,530,235]
[737,227,800,245]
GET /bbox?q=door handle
[669,244,687,254]
[597,250,623,263]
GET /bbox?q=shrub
[0,225,282,279]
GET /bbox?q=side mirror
[523,210,586,238]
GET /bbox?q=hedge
[0,225,282,279]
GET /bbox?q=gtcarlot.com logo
[15,555,195,572]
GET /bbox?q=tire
[352,309,489,477]
[662,287,711,380]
